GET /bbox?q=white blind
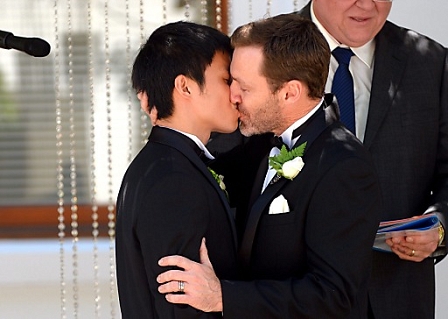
[0,1,153,206]
[0,0,228,208]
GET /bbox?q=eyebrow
[231,75,243,84]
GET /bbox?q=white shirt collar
[279,98,323,149]
[310,2,375,68]
[158,126,215,160]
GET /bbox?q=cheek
[215,87,230,102]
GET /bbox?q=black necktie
[331,47,355,134]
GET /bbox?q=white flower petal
[282,157,304,180]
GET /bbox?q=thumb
[199,237,212,268]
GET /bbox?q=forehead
[207,51,230,73]
[230,46,264,78]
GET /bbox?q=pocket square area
[269,194,290,215]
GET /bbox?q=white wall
[0,239,120,319]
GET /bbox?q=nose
[230,82,241,105]
[355,0,376,9]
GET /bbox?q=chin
[239,125,256,137]
[217,125,238,134]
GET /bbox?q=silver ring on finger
[178,280,185,293]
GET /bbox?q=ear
[149,107,158,125]
[280,80,303,105]
[137,91,151,115]
[174,74,191,97]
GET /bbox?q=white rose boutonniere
[208,167,229,199]
[269,142,307,180]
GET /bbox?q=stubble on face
[238,93,283,137]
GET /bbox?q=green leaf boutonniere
[269,142,307,180]
[208,167,228,198]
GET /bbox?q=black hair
[132,21,232,119]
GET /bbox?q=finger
[388,234,405,244]
[158,255,197,270]
[158,280,184,294]
[385,238,395,247]
[391,246,425,262]
[405,231,438,245]
[390,246,412,260]
[157,269,187,284]
[394,237,437,254]
[165,293,191,305]
[199,238,212,267]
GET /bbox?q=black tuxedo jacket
[219,96,382,318]
[115,126,238,319]
[298,3,448,318]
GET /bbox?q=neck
[275,98,321,135]
[156,118,210,145]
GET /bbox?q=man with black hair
[115,21,239,319]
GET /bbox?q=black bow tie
[270,135,284,149]
[270,126,304,149]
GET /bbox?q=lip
[349,16,372,24]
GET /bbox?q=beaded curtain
[0,1,307,318]
[53,0,305,318]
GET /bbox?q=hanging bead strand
[184,0,191,21]
[293,0,300,11]
[125,0,133,164]
[201,0,208,25]
[248,0,253,21]
[215,0,222,31]
[139,0,148,145]
[67,0,80,317]
[227,0,232,35]
[87,0,101,317]
[162,0,167,25]
[104,1,117,318]
[266,0,272,17]
[54,1,66,318]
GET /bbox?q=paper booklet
[373,213,440,252]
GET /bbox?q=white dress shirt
[262,100,323,193]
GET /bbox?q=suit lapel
[294,94,338,148]
[296,1,311,18]
[362,22,408,149]
[239,95,337,269]
[239,175,288,268]
[247,153,269,209]
[150,127,238,248]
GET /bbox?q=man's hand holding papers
[374,213,440,261]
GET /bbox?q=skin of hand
[385,227,439,262]
[157,238,223,312]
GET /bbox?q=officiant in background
[294,1,447,318]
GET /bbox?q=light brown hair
[231,14,330,99]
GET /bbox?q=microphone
[0,30,51,57]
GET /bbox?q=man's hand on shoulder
[157,238,223,312]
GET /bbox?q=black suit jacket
[220,96,383,318]
[115,126,238,319]
[298,3,448,318]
